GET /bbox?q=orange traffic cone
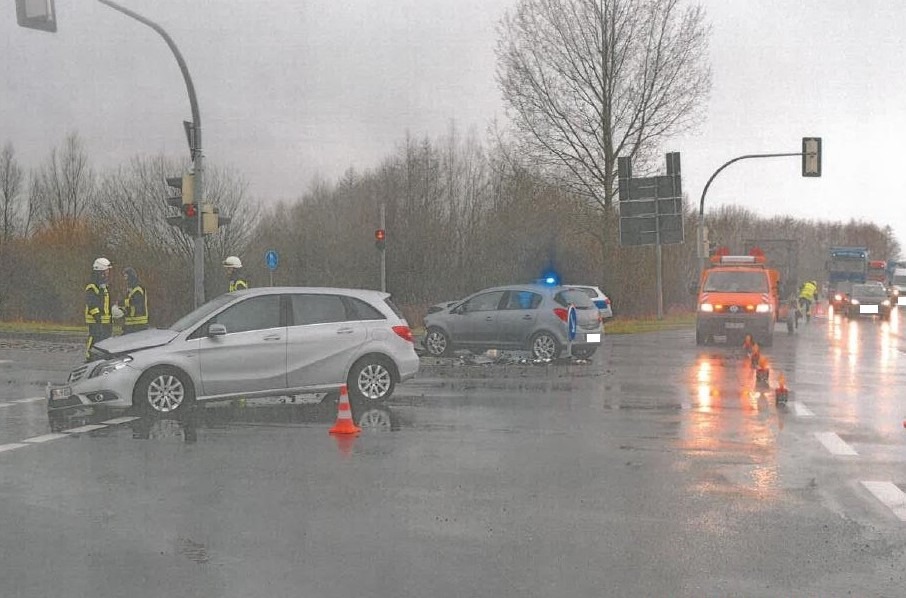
[329,385,361,436]
[775,373,789,404]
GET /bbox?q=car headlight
[699,303,714,312]
[91,356,133,378]
[882,300,891,307]
[755,303,772,313]
[834,294,843,301]
[850,299,860,305]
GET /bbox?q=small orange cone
[329,385,361,436]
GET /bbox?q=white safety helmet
[92,257,112,271]
[223,256,242,268]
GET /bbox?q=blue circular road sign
[265,249,279,271]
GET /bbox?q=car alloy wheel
[137,367,192,414]
[531,332,560,360]
[425,327,450,356]
[350,358,395,402]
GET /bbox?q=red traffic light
[375,229,385,241]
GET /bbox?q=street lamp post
[98,0,205,308]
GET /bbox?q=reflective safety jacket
[85,283,111,324]
[798,281,818,300]
[229,276,249,293]
[124,285,149,327]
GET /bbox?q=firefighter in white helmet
[223,256,249,293]
[85,257,113,361]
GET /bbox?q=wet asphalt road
[1,307,906,597]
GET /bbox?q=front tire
[134,366,194,415]
[530,331,561,360]
[424,327,452,357]
[348,357,396,403]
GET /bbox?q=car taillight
[392,325,413,343]
[553,307,568,322]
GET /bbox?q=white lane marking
[815,432,858,456]
[0,360,12,364]
[0,403,13,408]
[101,416,140,425]
[12,397,45,404]
[23,433,69,443]
[65,424,107,434]
[792,402,815,417]
[862,481,906,521]
[0,443,28,453]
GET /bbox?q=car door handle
[485,316,493,321]
[337,328,355,335]
[263,334,282,341]
[522,315,533,320]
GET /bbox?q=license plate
[725,323,744,329]
[48,386,71,401]
[586,333,601,343]
[859,305,879,314]
[899,297,906,306]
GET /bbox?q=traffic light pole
[380,203,386,293]
[98,0,205,308]
[697,152,801,278]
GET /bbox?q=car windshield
[168,294,235,332]
[894,275,906,285]
[703,271,768,293]
[852,284,886,297]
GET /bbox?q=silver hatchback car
[423,284,603,359]
[47,287,420,414]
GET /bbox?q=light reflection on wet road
[1,308,906,596]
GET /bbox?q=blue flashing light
[545,276,557,285]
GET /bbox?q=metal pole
[698,152,802,278]
[380,203,386,293]
[654,184,663,320]
[98,0,205,307]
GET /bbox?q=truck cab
[695,254,779,347]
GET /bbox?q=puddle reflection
[48,397,403,442]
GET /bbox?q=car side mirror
[208,323,227,337]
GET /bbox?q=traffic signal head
[802,137,821,177]
[375,228,386,251]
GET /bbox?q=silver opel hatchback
[47,287,419,414]
[423,284,603,359]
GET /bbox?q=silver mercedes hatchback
[47,287,419,414]
[423,284,603,359]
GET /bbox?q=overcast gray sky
[3,0,904,255]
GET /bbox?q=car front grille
[68,365,90,383]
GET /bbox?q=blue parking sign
[265,249,279,271]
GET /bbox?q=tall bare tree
[496,0,711,209]
[32,132,98,227]
[0,142,24,241]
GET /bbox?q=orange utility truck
[695,251,781,347]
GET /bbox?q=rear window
[571,287,597,299]
[554,290,595,309]
[703,271,768,293]
[345,297,386,321]
[384,297,404,318]
[852,284,886,297]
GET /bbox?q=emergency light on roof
[711,255,766,265]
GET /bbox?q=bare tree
[496,0,711,209]
[0,142,24,241]
[32,132,98,227]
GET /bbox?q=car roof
[229,286,391,301]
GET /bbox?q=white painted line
[792,402,815,417]
[862,481,906,521]
[23,433,69,443]
[0,403,13,408]
[0,443,28,453]
[64,424,108,434]
[12,397,45,404]
[814,432,858,456]
[101,416,140,425]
